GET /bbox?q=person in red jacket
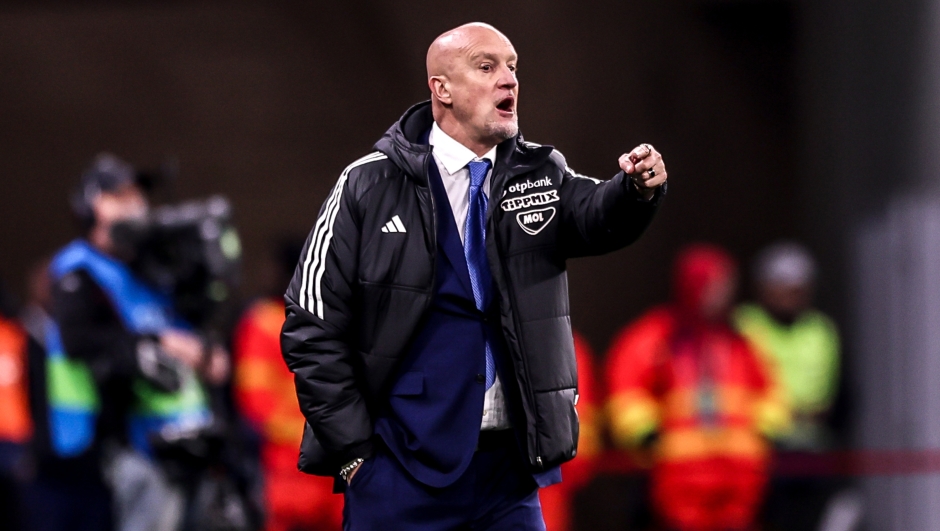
[0,306,32,530]
[605,244,789,531]
[539,330,601,531]
[233,243,343,531]
[0,315,32,455]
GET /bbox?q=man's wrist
[339,457,365,483]
[630,174,657,201]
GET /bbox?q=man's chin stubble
[485,120,519,142]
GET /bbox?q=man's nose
[498,66,517,88]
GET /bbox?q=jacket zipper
[490,168,543,470]
[422,154,437,311]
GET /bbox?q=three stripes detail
[299,152,388,319]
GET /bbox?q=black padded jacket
[281,101,664,477]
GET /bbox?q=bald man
[281,23,667,530]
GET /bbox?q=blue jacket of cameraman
[47,239,210,457]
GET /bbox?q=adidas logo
[381,215,407,233]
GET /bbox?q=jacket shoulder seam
[345,154,399,200]
[548,148,567,171]
[344,152,391,188]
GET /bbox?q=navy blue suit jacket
[373,157,496,487]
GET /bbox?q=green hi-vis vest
[48,240,210,456]
[734,303,840,415]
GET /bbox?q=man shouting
[281,22,667,530]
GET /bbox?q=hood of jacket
[671,243,738,325]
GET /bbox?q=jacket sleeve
[280,172,373,469]
[52,269,139,384]
[554,150,665,259]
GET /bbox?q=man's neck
[434,117,497,158]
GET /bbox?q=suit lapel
[427,159,475,298]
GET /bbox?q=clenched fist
[619,144,667,200]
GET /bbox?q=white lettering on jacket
[507,176,552,194]
[500,190,560,212]
[516,207,556,235]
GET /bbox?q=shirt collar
[429,122,497,176]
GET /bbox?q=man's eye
[481,64,492,72]
[509,65,517,73]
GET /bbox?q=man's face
[759,282,813,321]
[446,29,519,145]
[93,183,147,225]
[699,273,738,322]
[91,182,148,249]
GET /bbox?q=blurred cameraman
[50,153,226,531]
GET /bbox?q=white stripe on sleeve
[299,152,387,318]
[566,164,601,184]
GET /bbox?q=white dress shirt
[428,122,510,431]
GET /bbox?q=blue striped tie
[464,159,496,389]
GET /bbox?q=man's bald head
[426,23,511,78]
[426,23,519,156]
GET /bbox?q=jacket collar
[428,122,497,175]
[374,101,555,185]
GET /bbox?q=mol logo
[516,207,556,236]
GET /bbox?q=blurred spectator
[19,258,113,531]
[605,244,790,531]
[48,153,222,531]
[734,242,841,531]
[0,283,32,531]
[539,331,601,531]
[734,242,839,450]
[232,239,342,531]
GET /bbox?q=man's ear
[429,76,452,105]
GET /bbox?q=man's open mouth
[496,96,515,114]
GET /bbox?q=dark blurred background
[0,0,937,529]
[0,0,808,343]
